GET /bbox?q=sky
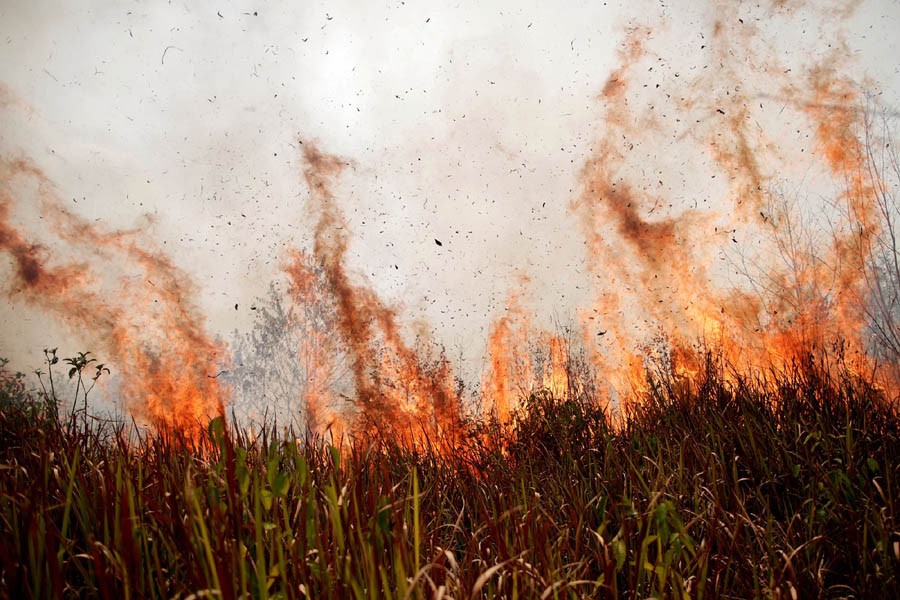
[2,0,900,412]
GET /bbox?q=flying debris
[0,0,894,445]
[0,158,228,433]
[294,143,463,447]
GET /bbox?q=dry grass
[0,352,898,598]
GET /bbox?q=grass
[0,352,898,598]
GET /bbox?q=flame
[283,253,348,441]
[559,0,890,406]
[2,0,896,445]
[541,336,569,400]
[295,143,463,448]
[481,282,535,423]
[0,157,228,434]
[481,293,573,421]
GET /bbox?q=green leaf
[329,445,341,471]
[261,488,274,511]
[208,416,226,449]
[236,447,251,496]
[267,454,281,482]
[272,472,290,498]
[613,537,627,570]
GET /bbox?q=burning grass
[1,352,898,598]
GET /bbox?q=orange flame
[559,1,890,408]
[541,336,569,400]
[2,0,896,445]
[0,157,228,434]
[481,283,535,423]
[295,143,464,448]
[283,253,348,441]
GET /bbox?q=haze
[2,0,899,415]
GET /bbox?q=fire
[1,0,896,445]
[541,336,569,400]
[481,283,535,423]
[0,157,227,434]
[561,0,892,406]
[294,143,464,448]
[283,254,348,441]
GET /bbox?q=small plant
[64,351,109,420]
[33,348,110,429]
[0,358,27,406]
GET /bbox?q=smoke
[1,0,898,435]
[559,0,894,405]
[0,156,227,432]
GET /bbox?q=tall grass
[0,353,898,598]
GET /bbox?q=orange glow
[284,253,348,441]
[296,143,464,449]
[481,283,534,423]
[2,1,897,447]
[559,4,893,410]
[0,158,227,435]
[541,336,569,400]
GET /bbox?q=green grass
[0,354,898,598]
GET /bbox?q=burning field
[2,0,900,597]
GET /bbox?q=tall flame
[294,143,463,447]
[283,253,347,441]
[285,0,894,433]
[1,0,896,443]
[0,157,227,433]
[541,336,570,401]
[559,1,890,407]
[481,282,535,423]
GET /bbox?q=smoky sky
[1,0,899,386]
